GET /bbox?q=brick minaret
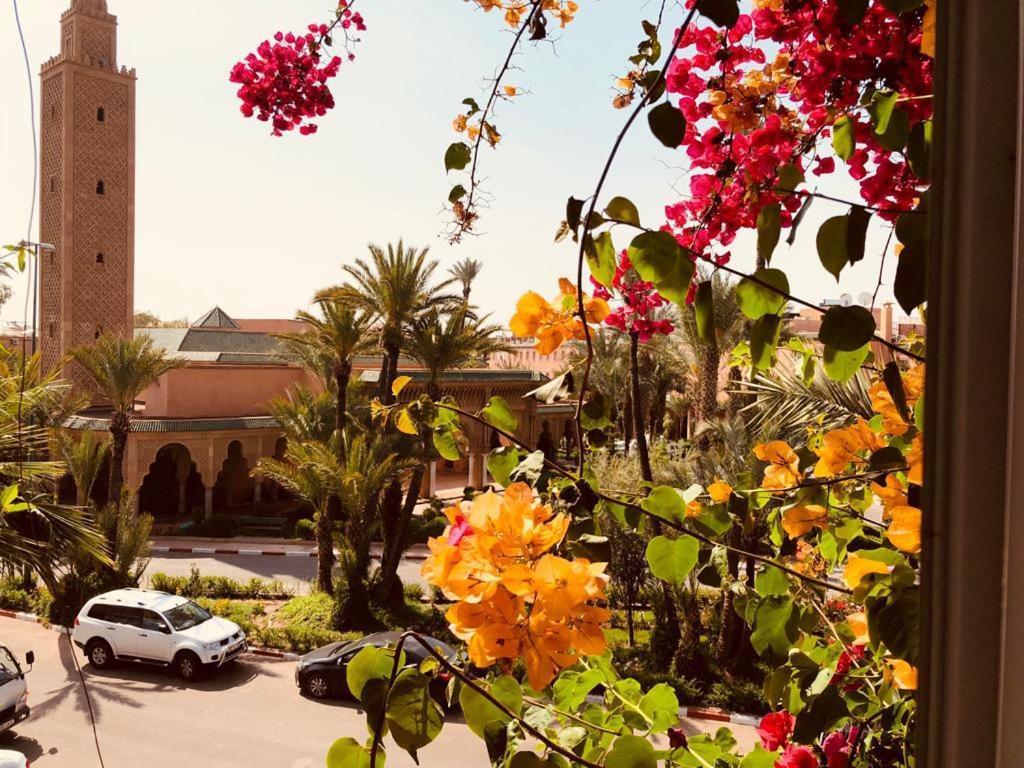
[39,0,135,385]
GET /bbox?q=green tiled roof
[64,415,280,433]
[359,369,547,384]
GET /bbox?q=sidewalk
[149,536,430,560]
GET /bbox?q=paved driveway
[0,619,486,768]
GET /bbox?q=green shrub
[149,567,292,599]
[195,598,265,634]
[277,592,337,630]
[404,515,446,545]
[705,679,768,715]
[294,518,315,541]
[0,578,52,618]
[403,583,425,602]
[191,513,235,538]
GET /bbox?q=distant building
[489,333,573,376]
[41,1,561,521]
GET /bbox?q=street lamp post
[17,240,55,357]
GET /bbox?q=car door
[136,610,173,662]
[107,607,141,657]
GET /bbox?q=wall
[139,364,317,418]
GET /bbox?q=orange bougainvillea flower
[890,659,918,690]
[422,483,608,690]
[886,505,922,554]
[842,554,891,589]
[782,505,829,538]
[871,475,908,521]
[813,419,883,477]
[509,278,610,354]
[708,480,733,503]
[906,434,924,486]
[869,364,925,438]
[846,611,870,645]
[754,440,802,490]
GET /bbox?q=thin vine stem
[572,5,701,477]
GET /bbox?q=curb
[0,613,759,727]
[150,546,430,561]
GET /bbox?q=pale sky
[0,0,905,329]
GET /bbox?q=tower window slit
[95,252,104,264]
[96,179,105,195]
[97,106,105,122]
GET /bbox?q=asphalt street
[0,619,756,767]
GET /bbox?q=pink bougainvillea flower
[447,514,473,546]
[756,710,795,751]
[777,745,819,768]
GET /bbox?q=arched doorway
[213,440,255,512]
[138,444,204,519]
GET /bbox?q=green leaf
[832,115,855,161]
[817,215,849,280]
[846,206,870,266]
[870,446,906,471]
[647,101,687,148]
[481,396,517,433]
[444,142,471,172]
[736,269,789,320]
[448,184,467,203]
[868,90,899,135]
[875,107,910,152]
[868,590,919,661]
[433,425,462,461]
[823,344,870,382]
[586,231,617,289]
[749,314,782,374]
[694,280,715,344]
[606,734,657,768]
[604,196,640,227]
[882,360,912,422]
[750,596,796,656]
[508,450,548,489]
[526,371,574,403]
[740,745,780,768]
[641,486,684,523]
[460,675,523,738]
[837,0,869,24]
[819,305,876,352]
[639,683,680,732]
[347,646,402,700]
[881,0,924,13]
[487,446,523,487]
[580,390,613,430]
[627,230,694,306]
[907,119,932,180]
[894,241,927,313]
[778,163,804,192]
[566,197,585,233]
[326,737,384,768]
[754,565,790,597]
[696,0,740,27]
[895,212,927,245]
[756,203,782,265]
[386,669,443,759]
[645,535,699,586]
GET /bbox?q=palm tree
[55,430,110,506]
[255,434,411,616]
[373,306,509,603]
[70,334,184,506]
[448,257,483,302]
[267,387,338,445]
[276,297,375,460]
[323,241,460,403]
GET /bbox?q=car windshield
[0,646,21,686]
[162,600,211,631]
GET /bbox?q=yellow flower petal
[708,481,733,503]
[890,659,918,690]
[886,505,922,554]
[782,505,828,538]
[843,554,891,589]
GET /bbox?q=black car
[295,632,459,703]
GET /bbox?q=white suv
[72,588,247,681]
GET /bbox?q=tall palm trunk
[377,354,391,401]
[696,338,720,451]
[108,412,129,504]
[334,361,351,462]
[315,505,333,593]
[629,333,681,664]
[382,342,401,405]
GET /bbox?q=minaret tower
[39,0,135,383]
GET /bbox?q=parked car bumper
[213,639,247,667]
[0,706,29,734]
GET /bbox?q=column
[467,454,476,491]
[253,481,262,511]
[204,487,213,519]
[177,481,187,518]
[427,461,437,497]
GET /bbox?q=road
[0,619,756,767]
[142,553,429,597]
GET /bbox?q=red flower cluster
[591,251,674,341]
[664,1,932,260]
[757,709,860,767]
[829,643,866,687]
[230,6,366,136]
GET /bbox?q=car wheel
[174,651,203,681]
[303,672,332,699]
[85,639,114,669]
